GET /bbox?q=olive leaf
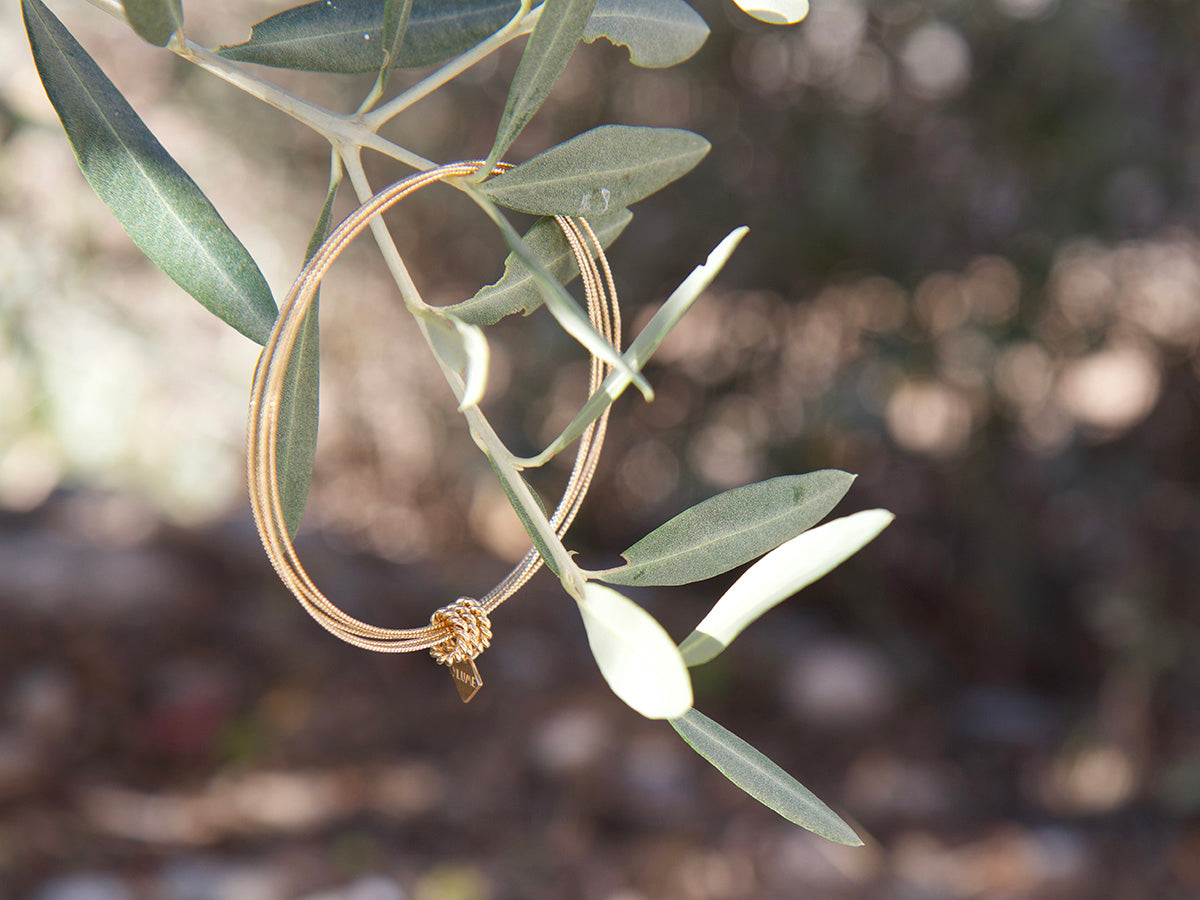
[522,226,746,467]
[121,0,183,46]
[484,0,598,171]
[420,309,491,411]
[274,175,340,539]
[217,0,521,74]
[597,471,856,587]
[25,0,276,344]
[447,208,632,326]
[579,583,692,719]
[671,708,863,844]
[584,0,709,68]
[679,510,895,666]
[479,124,710,216]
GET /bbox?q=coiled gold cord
[246,162,620,697]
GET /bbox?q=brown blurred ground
[2,1,1199,898]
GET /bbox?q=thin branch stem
[338,151,430,313]
[362,0,538,131]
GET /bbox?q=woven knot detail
[429,597,492,665]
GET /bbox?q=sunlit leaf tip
[733,0,809,25]
[682,509,894,665]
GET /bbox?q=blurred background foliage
[1,0,1199,898]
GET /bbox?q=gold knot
[429,597,492,665]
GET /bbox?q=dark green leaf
[275,177,339,538]
[24,0,276,343]
[599,471,855,587]
[584,0,708,68]
[447,208,631,326]
[671,708,864,845]
[479,125,710,216]
[381,0,414,69]
[122,0,183,46]
[218,0,520,74]
[276,304,320,538]
[485,0,598,169]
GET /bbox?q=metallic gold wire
[247,161,622,664]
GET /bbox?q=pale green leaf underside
[479,124,710,216]
[584,0,709,68]
[487,0,598,169]
[25,0,277,344]
[579,583,692,719]
[218,0,521,74]
[421,310,490,410]
[670,708,863,844]
[122,0,183,46]
[448,208,631,326]
[680,509,895,665]
[600,470,856,587]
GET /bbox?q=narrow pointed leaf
[277,306,320,537]
[447,208,631,326]
[470,191,652,399]
[122,0,183,46]
[680,510,894,666]
[25,0,277,344]
[479,125,710,216]
[584,0,708,68]
[275,177,339,538]
[485,0,598,170]
[218,0,520,74]
[579,583,692,719]
[523,226,746,468]
[599,471,856,587]
[670,707,863,844]
[381,0,414,69]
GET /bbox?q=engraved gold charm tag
[448,658,482,703]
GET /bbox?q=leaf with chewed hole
[584,0,708,68]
